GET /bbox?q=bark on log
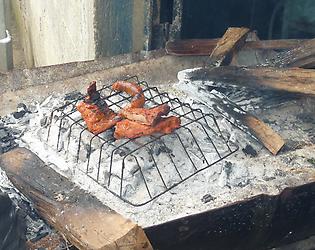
[0,147,152,250]
[184,66,315,96]
[209,27,250,66]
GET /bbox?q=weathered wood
[184,66,315,96]
[145,182,315,250]
[165,39,305,56]
[264,38,315,68]
[209,27,250,66]
[244,115,284,155]
[0,148,152,250]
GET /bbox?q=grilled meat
[120,103,170,126]
[77,81,120,134]
[114,116,181,139]
[112,81,145,108]
[77,102,119,134]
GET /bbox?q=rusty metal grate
[46,76,238,206]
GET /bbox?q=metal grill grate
[47,76,238,206]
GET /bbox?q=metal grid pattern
[47,76,238,206]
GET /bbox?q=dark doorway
[180,0,315,40]
[181,0,282,39]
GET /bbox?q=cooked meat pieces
[78,80,180,138]
[77,81,119,134]
[77,102,119,135]
[114,116,181,139]
[120,103,170,126]
[85,81,101,103]
[112,81,145,108]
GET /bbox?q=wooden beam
[165,39,305,56]
[209,27,250,66]
[0,148,153,250]
[183,66,315,96]
[264,38,315,68]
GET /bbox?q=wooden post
[0,0,13,72]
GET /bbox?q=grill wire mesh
[47,76,238,206]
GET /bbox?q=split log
[166,39,304,56]
[209,27,250,66]
[0,148,152,250]
[264,38,315,68]
[183,66,315,96]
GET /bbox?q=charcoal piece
[64,91,83,101]
[12,111,27,119]
[17,103,28,111]
[201,194,215,203]
[12,103,31,119]
[153,145,171,156]
[242,145,257,157]
[307,158,315,166]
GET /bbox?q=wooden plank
[209,27,250,66]
[264,38,315,68]
[183,66,315,96]
[0,148,153,250]
[165,39,305,56]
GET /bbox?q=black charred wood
[145,182,315,250]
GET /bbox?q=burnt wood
[183,66,315,97]
[166,39,305,56]
[209,27,250,66]
[208,93,284,155]
[176,82,284,155]
[0,148,152,250]
[145,182,315,250]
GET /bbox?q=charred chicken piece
[120,103,170,126]
[114,116,181,139]
[112,81,145,108]
[77,81,120,135]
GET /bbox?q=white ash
[3,79,315,228]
